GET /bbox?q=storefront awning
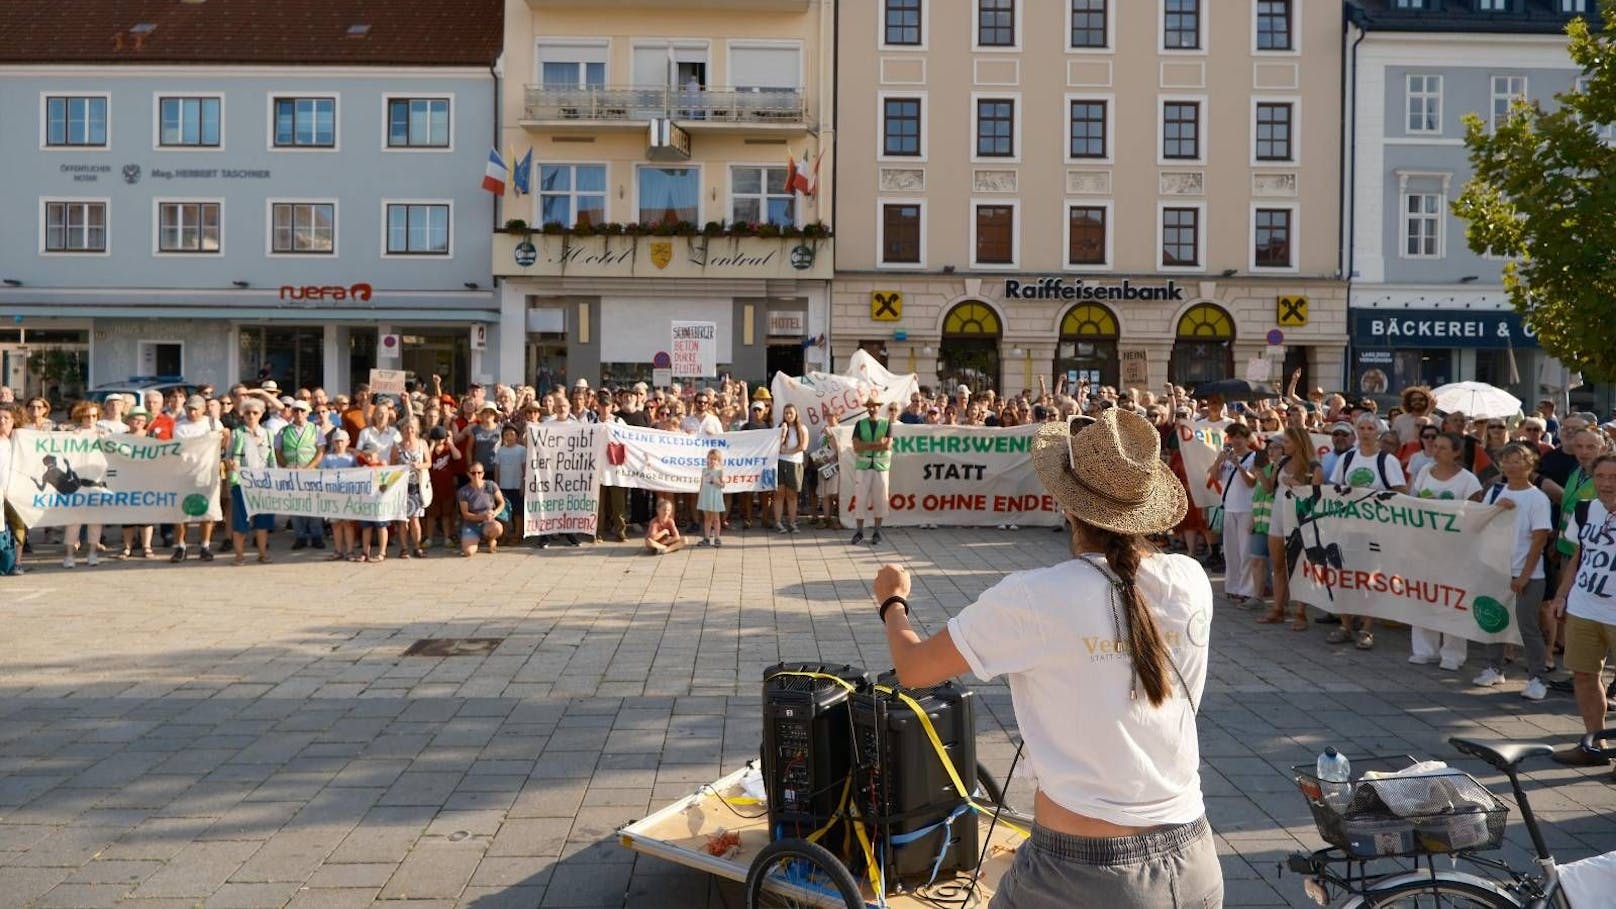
[2,304,498,324]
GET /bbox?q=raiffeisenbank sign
[1002,277,1186,302]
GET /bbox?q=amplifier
[852,672,978,882]
[761,662,870,861]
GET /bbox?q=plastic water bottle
[1316,747,1352,811]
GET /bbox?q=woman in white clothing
[872,409,1221,908]
[773,403,808,533]
[1208,423,1259,601]
[1408,432,1483,669]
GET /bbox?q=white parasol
[1431,381,1522,420]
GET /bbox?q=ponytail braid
[1091,523,1173,707]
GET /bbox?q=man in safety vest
[277,400,325,550]
[849,393,893,546]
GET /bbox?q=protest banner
[768,349,920,451]
[1272,485,1521,644]
[237,466,412,522]
[524,423,603,538]
[368,368,406,397]
[1175,422,1333,509]
[5,429,222,527]
[601,425,779,493]
[671,321,717,378]
[829,423,1060,528]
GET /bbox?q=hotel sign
[1002,278,1185,302]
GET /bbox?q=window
[158,97,221,147]
[1069,100,1107,159]
[1403,193,1441,258]
[730,45,800,92]
[1071,0,1107,48]
[1406,75,1442,133]
[732,166,795,226]
[157,202,221,253]
[638,166,699,225]
[881,203,921,264]
[1562,0,1587,12]
[1394,0,1431,7]
[1477,0,1508,9]
[1162,101,1200,159]
[538,164,606,228]
[1164,0,1201,49]
[885,0,922,45]
[386,203,450,255]
[1576,77,1616,142]
[45,96,108,147]
[272,97,335,148]
[974,204,1015,265]
[271,203,335,254]
[1068,205,1107,266]
[1491,76,1527,132]
[387,98,449,148]
[975,98,1014,157]
[1253,208,1292,268]
[1254,102,1293,161]
[1161,207,1200,267]
[883,97,922,156]
[977,0,1015,47]
[1256,0,1292,50]
[44,201,106,252]
[537,40,607,88]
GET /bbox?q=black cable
[698,783,769,820]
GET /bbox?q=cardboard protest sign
[5,429,221,527]
[369,368,407,397]
[1273,485,1520,644]
[601,425,779,493]
[237,467,412,522]
[524,423,603,538]
[671,321,717,378]
[830,424,1060,527]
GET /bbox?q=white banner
[237,467,412,522]
[1273,485,1521,644]
[768,349,920,452]
[1176,422,1332,509]
[5,429,222,527]
[830,423,1060,527]
[671,321,717,378]
[524,423,603,538]
[602,425,779,493]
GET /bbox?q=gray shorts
[990,817,1222,909]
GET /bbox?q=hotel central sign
[1002,278,1186,302]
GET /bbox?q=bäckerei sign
[1002,278,1185,301]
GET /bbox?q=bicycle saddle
[1449,736,1553,772]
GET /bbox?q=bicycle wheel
[1356,872,1523,908]
[974,760,1005,807]
[744,838,864,909]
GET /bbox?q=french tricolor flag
[481,147,508,195]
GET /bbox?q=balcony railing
[523,84,807,126]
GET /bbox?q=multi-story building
[1346,0,1607,411]
[492,0,834,390]
[832,0,1347,396]
[0,0,502,399]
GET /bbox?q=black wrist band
[880,595,910,622]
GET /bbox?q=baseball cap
[957,384,971,395]
[279,395,294,406]
[479,403,499,414]
[290,400,312,412]
[330,429,350,442]
[750,401,766,411]
[359,440,380,452]
[184,394,206,410]
[428,426,448,440]
[127,406,150,418]
[1331,421,1353,434]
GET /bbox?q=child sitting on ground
[644,498,684,555]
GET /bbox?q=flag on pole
[481,148,508,195]
[785,149,821,196]
[513,148,533,196]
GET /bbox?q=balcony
[521,85,809,131]
[493,232,832,280]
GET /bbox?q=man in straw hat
[870,408,1221,907]
[848,392,894,545]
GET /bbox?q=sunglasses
[1421,432,1438,439]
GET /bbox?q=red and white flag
[786,149,821,196]
[481,147,508,195]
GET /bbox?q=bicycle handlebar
[1580,728,1616,758]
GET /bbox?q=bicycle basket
[1292,755,1508,858]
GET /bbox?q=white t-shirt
[1411,466,1481,502]
[1565,498,1616,625]
[172,417,220,440]
[680,412,724,437]
[779,423,805,464]
[1328,446,1406,491]
[357,425,402,463]
[947,553,1211,827]
[1484,483,1553,580]
[95,418,128,434]
[1219,452,1257,514]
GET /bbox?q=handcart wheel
[744,837,864,909]
[974,761,1005,807]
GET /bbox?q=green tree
[1453,4,1616,380]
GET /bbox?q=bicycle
[1284,729,1616,907]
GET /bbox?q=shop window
[939,301,1002,394]
[241,326,324,391]
[1056,303,1119,389]
[1170,303,1234,386]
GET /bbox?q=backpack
[1338,449,1393,490]
[0,522,18,576]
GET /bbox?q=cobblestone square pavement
[1,527,1612,908]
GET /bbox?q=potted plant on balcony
[802,221,831,239]
[502,218,529,234]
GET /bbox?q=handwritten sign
[368,368,406,397]
[671,321,717,378]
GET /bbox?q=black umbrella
[1191,378,1277,401]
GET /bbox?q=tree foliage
[1454,3,1616,380]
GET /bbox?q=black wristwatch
[879,595,910,622]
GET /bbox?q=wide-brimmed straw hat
[1031,408,1186,535]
